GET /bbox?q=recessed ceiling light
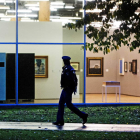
[28,7,40,11]
[51,2,65,6]
[51,6,63,9]
[1,18,10,20]
[80,9,102,13]
[25,3,39,7]
[50,16,60,19]
[50,7,57,11]
[0,15,15,18]
[0,6,10,9]
[19,0,48,1]
[60,17,81,19]
[0,0,15,3]
[51,6,74,9]
[50,18,75,26]
[65,6,74,9]
[18,14,38,17]
[78,0,106,1]
[7,9,32,13]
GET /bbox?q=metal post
[83,0,86,104]
[119,86,121,103]
[105,87,107,103]
[16,0,18,104]
[116,87,117,102]
[102,86,103,102]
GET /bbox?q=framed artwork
[35,56,48,78]
[124,62,128,72]
[132,59,137,74]
[119,58,124,75]
[86,57,103,77]
[129,62,132,72]
[70,62,80,71]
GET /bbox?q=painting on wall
[70,62,80,71]
[124,62,128,72]
[35,56,48,78]
[132,59,137,74]
[86,57,103,77]
[119,58,124,75]
[129,62,132,72]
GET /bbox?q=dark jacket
[60,65,77,93]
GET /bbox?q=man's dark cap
[62,56,71,60]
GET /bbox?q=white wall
[1,22,139,100]
[86,30,140,97]
[18,22,63,99]
[0,22,16,42]
[18,22,63,43]
[0,22,83,99]
[63,28,84,94]
[63,28,84,43]
[0,22,63,99]
[0,45,16,53]
[19,45,63,99]
[86,30,117,94]
[116,35,140,96]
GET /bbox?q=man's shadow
[56,124,87,130]
[56,125,63,130]
[82,125,87,129]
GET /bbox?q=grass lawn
[0,130,140,140]
[0,105,139,139]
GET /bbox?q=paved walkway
[0,122,140,132]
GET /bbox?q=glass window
[18,0,84,43]
[18,44,84,104]
[0,45,16,104]
[0,0,16,42]
[63,45,84,103]
[86,49,140,103]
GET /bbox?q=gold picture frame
[87,57,103,77]
[129,62,132,72]
[35,56,48,78]
[124,62,128,72]
[132,59,137,74]
[70,62,80,71]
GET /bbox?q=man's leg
[64,89,87,119]
[56,89,66,124]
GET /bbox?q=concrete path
[0,122,139,132]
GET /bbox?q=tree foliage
[66,0,140,54]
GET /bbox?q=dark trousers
[57,88,86,123]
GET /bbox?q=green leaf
[111,47,114,51]
[81,46,84,50]
[99,47,102,51]
[89,43,94,51]
[130,47,134,52]
[94,47,98,53]
[65,0,140,55]
[107,48,110,53]
[84,31,89,34]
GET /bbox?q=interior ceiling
[0,0,83,22]
[49,0,83,17]
[0,0,139,27]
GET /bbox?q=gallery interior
[0,0,140,105]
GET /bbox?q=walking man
[53,56,88,126]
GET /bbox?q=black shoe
[82,114,88,125]
[52,121,64,126]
